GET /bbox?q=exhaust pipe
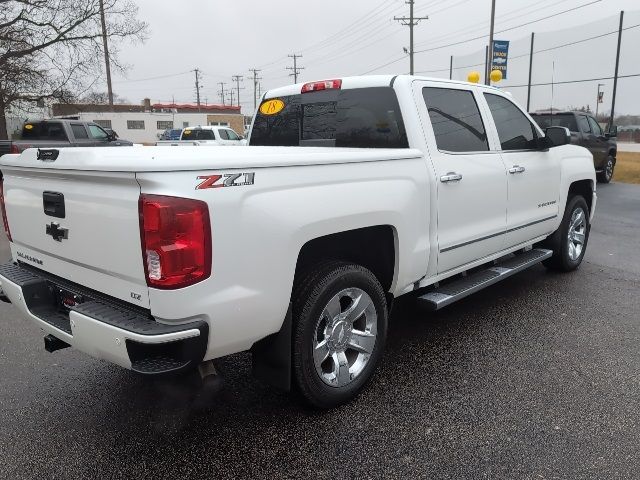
[44,334,70,353]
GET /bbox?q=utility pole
[217,82,227,105]
[526,32,535,111]
[595,83,605,120]
[394,0,428,75]
[194,68,202,111]
[249,68,262,111]
[610,10,624,130]
[226,89,235,107]
[232,75,244,107]
[287,54,304,83]
[99,0,114,107]
[486,0,497,85]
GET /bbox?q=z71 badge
[196,173,255,190]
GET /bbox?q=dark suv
[530,111,617,183]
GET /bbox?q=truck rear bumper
[0,262,208,375]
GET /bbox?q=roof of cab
[263,74,502,99]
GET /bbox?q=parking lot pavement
[1,183,639,480]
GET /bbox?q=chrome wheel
[567,207,586,261]
[312,287,377,387]
[605,158,614,181]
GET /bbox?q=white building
[52,100,244,144]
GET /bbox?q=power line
[258,0,402,73]
[287,54,304,83]
[502,73,640,89]
[416,21,640,78]
[394,0,428,75]
[112,71,192,84]
[362,0,603,74]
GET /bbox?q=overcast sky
[112,0,640,115]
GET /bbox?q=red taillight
[301,79,342,93]
[9,144,20,154]
[139,194,211,289]
[0,176,11,242]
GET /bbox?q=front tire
[542,195,590,272]
[292,262,388,409]
[597,155,615,183]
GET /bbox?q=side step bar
[418,248,552,311]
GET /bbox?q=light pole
[595,83,605,120]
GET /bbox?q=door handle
[440,172,463,183]
[508,165,526,174]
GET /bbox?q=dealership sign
[492,40,509,80]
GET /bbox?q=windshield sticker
[259,99,285,116]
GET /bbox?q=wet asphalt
[0,182,638,479]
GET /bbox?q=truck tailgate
[1,166,148,307]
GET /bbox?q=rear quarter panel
[136,157,430,358]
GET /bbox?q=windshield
[250,87,409,148]
[530,114,578,132]
[20,121,69,141]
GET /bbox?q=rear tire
[542,195,590,272]
[597,155,615,183]
[292,261,388,409]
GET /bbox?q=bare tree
[80,91,129,104]
[0,0,147,139]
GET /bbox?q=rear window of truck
[250,87,409,148]
[21,122,69,141]
[182,129,216,140]
[530,113,578,132]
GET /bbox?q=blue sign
[491,40,510,80]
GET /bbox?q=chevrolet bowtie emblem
[46,222,68,242]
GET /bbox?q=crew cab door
[418,83,508,273]
[586,116,609,166]
[68,123,94,147]
[482,92,561,247]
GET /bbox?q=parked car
[530,111,617,183]
[0,119,134,157]
[0,75,596,408]
[159,128,183,141]
[156,125,246,146]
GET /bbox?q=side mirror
[607,125,618,137]
[106,133,116,141]
[541,126,571,148]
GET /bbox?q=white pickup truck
[155,125,246,146]
[0,75,595,408]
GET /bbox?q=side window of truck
[577,116,591,134]
[484,93,538,151]
[587,117,603,136]
[218,129,229,140]
[71,124,89,139]
[225,129,240,140]
[422,87,489,152]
